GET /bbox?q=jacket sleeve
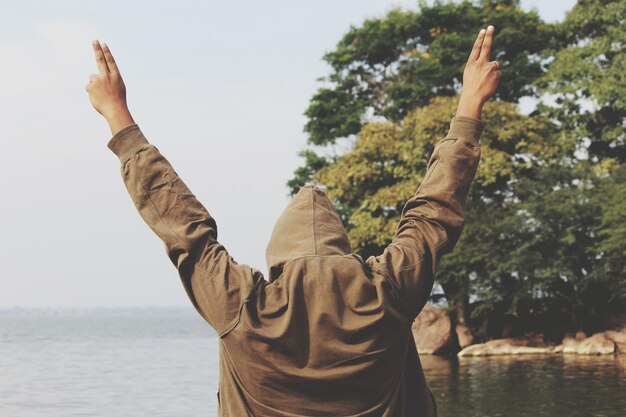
[108,124,263,336]
[367,116,483,319]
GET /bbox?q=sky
[0,0,578,308]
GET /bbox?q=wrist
[456,94,484,120]
[106,107,135,136]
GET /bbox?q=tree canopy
[303,0,553,143]
[539,0,625,162]
[290,0,625,339]
[289,0,555,194]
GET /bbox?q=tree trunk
[441,276,475,348]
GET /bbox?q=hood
[265,185,352,282]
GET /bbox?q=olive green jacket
[107,116,483,416]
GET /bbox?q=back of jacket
[107,116,483,416]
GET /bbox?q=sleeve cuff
[445,116,485,145]
[107,124,149,162]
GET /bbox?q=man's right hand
[456,26,502,119]
[86,40,135,136]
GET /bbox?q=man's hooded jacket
[107,116,483,416]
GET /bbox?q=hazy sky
[0,0,577,308]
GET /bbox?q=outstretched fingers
[468,28,486,61]
[479,26,495,62]
[101,43,119,75]
[92,40,109,75]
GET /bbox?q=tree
[539,0,625,162]
[591,166,626,314]
[290,0,555,193]
[316,96,563,335]
[534,0,626,333]
[290,0,625,340]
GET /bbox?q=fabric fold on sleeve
[107,124,149,162]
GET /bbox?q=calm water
[1,309,624,417]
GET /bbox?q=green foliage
[289,0,625,336]
[305,0,553,147]
[317,96,558,252]
[527,0,626,332]
[539,0,626,161]
[589,165,626,306]
[292,0,555,193]
[316,96,586,332]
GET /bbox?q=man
[87,26,500,417]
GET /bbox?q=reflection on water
[421,354,626,417]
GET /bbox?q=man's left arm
[86,41,261,336]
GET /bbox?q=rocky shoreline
[412,305,626,357]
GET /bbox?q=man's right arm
[366,26,501,319]
[367,116,483,318]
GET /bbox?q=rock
[457,338,550,357]
[412,304,457,354]
[456,323,475,349]
[575,331,587,341]
[561,332,620,355]
[604,330,626,354]
[561,336,582,354]
[577,333,616,355]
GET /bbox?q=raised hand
[86,40,135,135]
[456,26,502,120]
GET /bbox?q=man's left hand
[86,40,135,135]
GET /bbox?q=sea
[1,308,624,417]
